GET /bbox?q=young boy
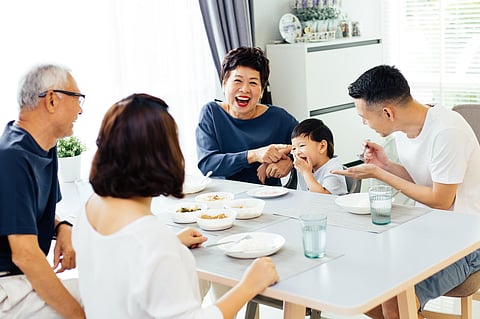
[291,119,347,195]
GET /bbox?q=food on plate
[205,194,225,201]
[228,238,272,252]
[176,205,201,213]
[200,213,227,219]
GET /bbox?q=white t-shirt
[73,209,223,319]
[296,156,347,195]
[394,104,480,213]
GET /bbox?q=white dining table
[151,178,480,319]
[63,178,480,319]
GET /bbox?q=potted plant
[291,0,342,36]
[57,136,86,182]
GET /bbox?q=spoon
[200,171,212,185]
[203,234,252,248]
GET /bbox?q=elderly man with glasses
[0,64,85,318]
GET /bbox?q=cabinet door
[306,42,382,112]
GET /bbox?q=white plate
[335,193,370,215]
[183,183,208,194]
[224,198,265,220]
[247,186,289,199]
[278,13,302,43]
[217,232,285,259]
[183,175,211,194]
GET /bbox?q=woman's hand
[240,257,279,294]
[249,144,291,164]
[177,227,207,249]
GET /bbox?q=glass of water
[369,185,392,225]
[299,214,327,258]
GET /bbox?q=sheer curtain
[382,0,480,107]
[0,0,219,174]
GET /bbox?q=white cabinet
[266,37,383,163]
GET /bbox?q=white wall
[253,0,387,168]
[254,0,382,49]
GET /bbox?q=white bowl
[195,192,234,209]
[195,209,236,231]
[183,175,211,194]
[335,192,371,215]
[224,198,265,219]
[167,202,208,223]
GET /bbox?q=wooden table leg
[283,302,305,319]
[397,286,418,319]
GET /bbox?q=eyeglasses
[38,89,85,107]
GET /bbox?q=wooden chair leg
[460,295,472,319]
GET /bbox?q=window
[0,0,219,174]
[382,0,480,107]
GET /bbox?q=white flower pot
[58,155,82,182]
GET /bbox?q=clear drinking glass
[299,214,327,258]
[369,185,392,225]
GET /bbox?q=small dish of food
[224,198,265,219]
[168,202,208,223]
[195,192,234,209]
[194,209,236,231]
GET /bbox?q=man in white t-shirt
[332,65,480,319]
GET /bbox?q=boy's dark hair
[291,118,335,158]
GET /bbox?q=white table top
[164,179,480,318]
[61,178,480,319]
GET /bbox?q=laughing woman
[196,47,298,185]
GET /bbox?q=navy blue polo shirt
[0,121,61,272]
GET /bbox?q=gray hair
[17,64,71,111]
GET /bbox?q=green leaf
[56,136,86,158]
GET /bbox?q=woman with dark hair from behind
[73,93,278,319]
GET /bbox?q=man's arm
[332,164,458,210]
[8,234,85,319]
[374,166,458,210]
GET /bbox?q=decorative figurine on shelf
[352,21,361,36]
